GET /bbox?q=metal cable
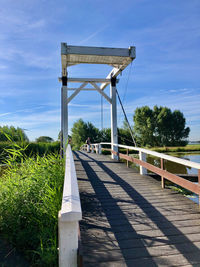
[116,89,137,147]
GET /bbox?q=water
[147,153,200,175]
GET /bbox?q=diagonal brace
[90,82,112,104]
[67,82,88,103]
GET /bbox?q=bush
[0,149,64,266]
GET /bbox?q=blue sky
[0,0,200,141]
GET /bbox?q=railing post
[161,158,165,189]
[139,151,147,175]
[127,149,129,167]
[87,144,90,153]
[99,144,102,154]
[91,145,94,153]
[58,215,79,267]
[95,145,98,154]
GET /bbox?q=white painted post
[99,144,102,154]
[58,214,79,267]
[95,145,98,154]
[91,145,94,153]
[61,86,68,153]
[139,151,147,175]
[110,78,118,160]
[87,144,90,152]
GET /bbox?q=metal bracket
[62,76,68,86]
[111,77,117,87]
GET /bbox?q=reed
[0,143,64,266]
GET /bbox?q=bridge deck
[74,151,200,267]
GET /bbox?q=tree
[133,106,190,147]
[71,119,101,150]
[36,136,54,143]
[100,128,111,142]
[0,125,29,142]
[133,106,155,146]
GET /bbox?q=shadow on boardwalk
[74,151,200,266]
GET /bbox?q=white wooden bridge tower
[59,43,136,159]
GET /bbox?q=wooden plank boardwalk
[73,151,200,267]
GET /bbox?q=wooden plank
[74,152,200,266]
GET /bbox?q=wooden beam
[66,88,96,91]
[67,82,88,104]
[58,77,113,83]
[61,43,136,58]
[100,58,133,90]
[90,82,111,104]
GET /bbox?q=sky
[0,0,200,141]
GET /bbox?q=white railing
[58,144,82,267]
[81,143,101,154]
[100,143,200,171]
[81,142,200,203]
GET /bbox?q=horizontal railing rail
[58,144,82,267]
[101,143,200,169]
[81,142,200,205]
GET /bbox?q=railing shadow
[75,151,200,266]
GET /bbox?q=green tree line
[70,106,190,149]
[0,105,190,151]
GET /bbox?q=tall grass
[0,143,64,266]
[0,141,61,164]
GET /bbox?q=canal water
[147,153,200,175]
[147,152,200,204]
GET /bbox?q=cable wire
[101,94,103,130]
[116,89,137,147]
[119,62,133,124]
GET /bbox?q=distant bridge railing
[81,142,200,205]
[58,144,82,267]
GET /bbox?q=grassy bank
[150,144,200,153]
[0,152,64,266]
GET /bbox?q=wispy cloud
[78,25,109,45]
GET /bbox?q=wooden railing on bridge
[81,142,200,206]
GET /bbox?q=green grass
[150,144,200,153]
[0,149,64,266]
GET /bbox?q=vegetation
[0,141,60,164]
[0,143,64,266]
[0,126,29,142]
[133,106,190,147]
[70,119,135,150]
[71,119,101,150]
[70,105,190,149]
[36,136,54,143]
[150,144,200,153]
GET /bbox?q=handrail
[100,142,200,170]
[82,142,200,206]
[58,144,82,267]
